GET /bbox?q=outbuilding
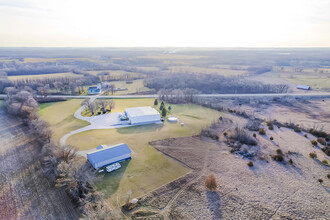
[125,106,161,125]
[296,85,311,90]
[87,143,132,169]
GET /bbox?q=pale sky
[0,0,329,47]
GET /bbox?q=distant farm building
[125,107,161,125]
[87,143,132,169]
[88,86,101,95]
[296,85,311,90]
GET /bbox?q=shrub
[322,160,328,165]
[230,149,235,153]
[122,202,137,211]
[309,129,328,138]
[317,137,326,145]
[268,125,274,130]
[294,127,301,132]
[288,158,293,165]
[322,147,330,156]
[309,152,317,159]
[219,116,223,120]
[318,178,323,184]
[253,133,256,138]
[247,161,254,167]
[273,154,284,162]
[223,132,227,136]
[230,127,257,145]
[311,140,318,146]
[266,121,273,126]
[270,137,274,141]
[304,134,308,138]
[276,149,283,155]
[259,128,266,135]
[205,174,218,191]
[245,119,261,131]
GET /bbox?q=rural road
[1,92,330,99]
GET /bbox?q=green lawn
[38,99,90,143]
[66,99,222,204]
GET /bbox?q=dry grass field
[128,111,330,219]
[105,79,150,95]
[167,65,246,76]
[0,109,78,219]
[8,72,82,81]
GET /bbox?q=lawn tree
[98,100,108,114]
[161,107,167,118]
[168,106,171,111]
[108,99,115,112]
[154,99,158,106]
[87,102,97,115]
[160,101,165,111]
[110,84,116,95]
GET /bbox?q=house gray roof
[87,143,131,164]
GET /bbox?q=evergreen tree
[160,101,165,111]
[161,107,167,117]
[154,99,158,106]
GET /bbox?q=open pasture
[51,98,222,204]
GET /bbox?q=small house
[88,86,101,95]
[87,143,132,169]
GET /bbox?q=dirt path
[161,141,211,218]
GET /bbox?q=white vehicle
[106,163,121,173]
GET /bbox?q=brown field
[0,109,78,219]
[167,65,246,76]
[8,72,82,81]
[126,101,330,219]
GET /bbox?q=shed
[87,143,132,169]
[296,85,311,90]
[125,106,161,125]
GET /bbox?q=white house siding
[95,153,131,169]
[130,114,160,125]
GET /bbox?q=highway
[1,92,330,99]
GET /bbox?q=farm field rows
[8,72,83,81]
[0,109,78,219]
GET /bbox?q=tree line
[4,87,116,219]
[145,73,289,94]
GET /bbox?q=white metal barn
[296,85,311,90]
[87,143,132,169]
[125,106,161,125]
